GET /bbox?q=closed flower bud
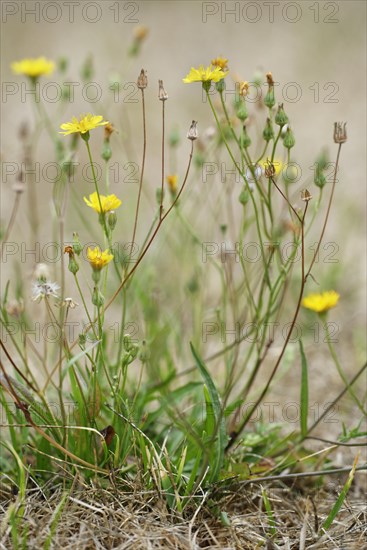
[137,68,148,89]
[264,86,275,109]
[275,103,289,127]
[215,78,226,93]
[314,168,326,188]
[316,149,329,172]
[187,120,198,141]
[240,126,251,149]
[236,100,248,121]
[58,57,68,74]
[239,187,250,205]
[283,127,295,149]
[72,232,83,255]
[101,140,112,162]
[263,117,274,142]
[92,286,104,307]
[123,333,133,351]
[108,210,117,231]
[79,333,86,349]
[69,255,79,275]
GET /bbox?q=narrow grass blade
[321,453,359,531]
[299,339,309,438]
[190,343,227,483]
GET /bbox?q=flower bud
[79,333,86,349]
[283,127,295,149]
[58,57,68,74]
[263,117,274,142]
[240,126,251,149]
[187,120,198,141]
[92,286,104,307]
[166,174,178,195]
[239,187,250,205]
[123,333,133,352]
[236,100,248,121]
[264,87,275,109]
[275,103,288,127]
[314,168,326,188]
[67,252,79,275]
[101,140,112,162]
[108,210,117,231]
[215,78,226,93]
[72,232,83,256]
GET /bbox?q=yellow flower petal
[11,57,55,78]
[83,192,122,214]
[87,247,114,270]
[60,114,109,136]
[302,291,340,313]
[183,65,228,84]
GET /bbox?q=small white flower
[32,281,60,302]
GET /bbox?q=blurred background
[1,1,366,432]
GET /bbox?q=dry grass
[1,474,366,549]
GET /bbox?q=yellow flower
[260,158,283,176]
[211,57,229,70]
[84,192,122,214]
[183,65,228,84]
[87,247,114,270]
[166,174,178,193]
[59,114,109,136]
[302,291,340,314]
[11,57,55,78]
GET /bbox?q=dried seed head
[158,79,168,101]
[264,159,276,178]
[137,69,147,89]
[301,189,312,202]
[334,122,347,144]
[187,120,198,141]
